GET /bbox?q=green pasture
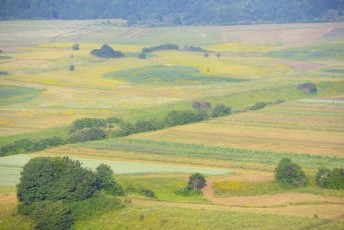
[0,86,41,106]
[104,65,245,85]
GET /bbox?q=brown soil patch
[275,60,322,72]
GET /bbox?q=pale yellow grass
[131,122,344,156]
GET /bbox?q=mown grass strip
[76,138,344,169]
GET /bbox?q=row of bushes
[142,43,179,53]
[0,136,65,156]
[275,158,343,190]
[316,167,344,189]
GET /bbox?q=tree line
[1,0,343,24]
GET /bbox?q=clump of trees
[17,157,123,229]
[298,82,317,94]
[211,104,231,118]
[248,101,266,111]
[184,45,207,52]
[138,52,146,59]
[316,167,344,189]
[91,44,125,58]
[71,44,79,50]
[275,158,308,189]
[142,44,179,53]
[0,137,65,157]
[187,173,206,190]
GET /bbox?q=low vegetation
[298,82,318,94]
[17,157,123,229]
[142,44,179,53]
[316,167,344,189]
[275,158,308,189]
[91,44,125,58]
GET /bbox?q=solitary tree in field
[187,173,206,190]
[275,158,308,189]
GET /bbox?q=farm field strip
[0,154,232,186]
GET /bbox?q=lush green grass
[118,175,208,203]
[265,42,344,60]
[74,204,344,230]
[104,65,245,85]
[0,85,41,106]
[0,126,68,146]
[77,138,344,169]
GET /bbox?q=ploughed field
[0,20,344,229]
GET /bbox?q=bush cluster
[91,44,125,58]
[275,158,308,189]
[298,82,317,93]
[17,157,123,229]
[211,104,231,118]
[184,45,207,52]
[0,137,65,156]
[142,43,179,53]
[316,167,344,189]
[187,173,206,190]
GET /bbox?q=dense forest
[1,0,343,25]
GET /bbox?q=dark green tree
[138,52,147,59]
[90,44,125,58]
[96,164,124,195]
[32,200,73,230]
[17,157,98,205]
[211,104,231,118]
[71,44,79,50]
[275,158,308,189]
[187,173,206,190]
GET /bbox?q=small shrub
[0,71,9,75]
[275,158,308,189]
[211,104,231,118]
[298,82,317,93]
[203,52,209,58]
[249,101,266,110]
[141,188,157,198]
[187,173,206,190]
[216,53,221,58]
[275,99,285,104]
[91,44,125,58]
[69,65,75,71]
[138,52,146,59]
[71,44,79,50]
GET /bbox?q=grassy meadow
[0,20,344,229]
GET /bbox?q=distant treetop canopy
[1,0,343,25]
[91,44,125,58]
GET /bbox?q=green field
[0,20,344,229]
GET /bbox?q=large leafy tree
[187,173,206,190]
[17,157,98,205]
[275,158,308,189]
